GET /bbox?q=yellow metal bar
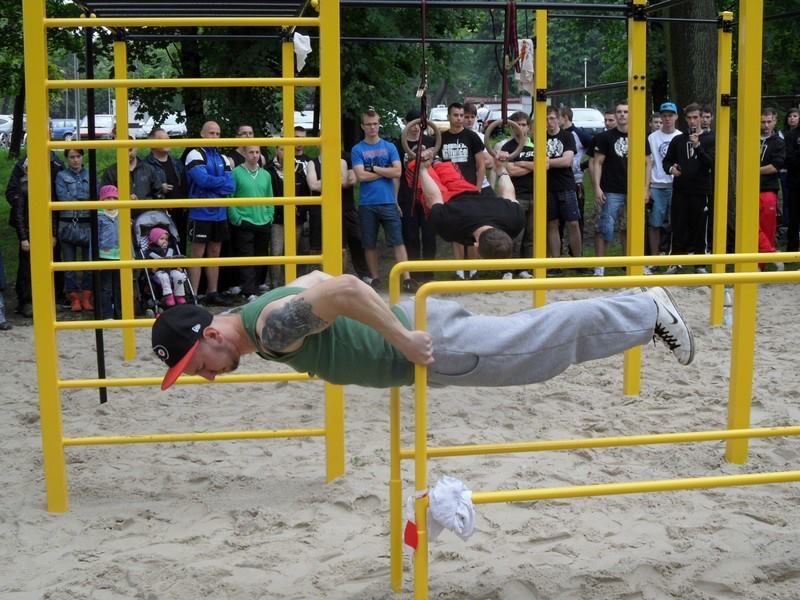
[389,387,404,592]
[319,1,347,486]
[64,428,326,446]
[623,0,647,397]
[52,195,320,210]
[52,254,323,271]
[472,471,800,504]
[414,294,431,600]
[47,76,321,89]
[727,0,763,464]
[112,39,136,360]
[282,42,298,283]
[710,11,734,326]
[324,383,345,481]
[58,372,312,388]
[25,0,69,513]
[398,425,800,459]
[46,16,320,28]
[51,136,318,150]
[532,11,548,305]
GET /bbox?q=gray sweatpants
[397,294,656,387]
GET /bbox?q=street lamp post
[583,57,588,108]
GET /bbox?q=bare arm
[475,151,486,186]
[493,158,518,203]
[306,160,321,193]
[340,159,355,188]
[592,152,606,205]
[419,162,445,209]
[257,274,433,365]
[548,150,574,169]
[644,154,653,203]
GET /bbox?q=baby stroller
[133,210,197,315]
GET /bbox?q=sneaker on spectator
[502,272,513,280]
[694,266,708,274]
[593,267,605,277]
[665,265,683,275]
[225,286,242,296]
[402,278,419,293]
[455,270,466,280]
[643,266,654,276]
[518,270,533,279]
[246,294,258,303]
[468,270,478,280]
[775,262,785,271]
[203,292,235,307]
[644,286,695,365]
[258,283,270,292]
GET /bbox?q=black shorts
[188,219,230,243]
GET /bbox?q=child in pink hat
[147,227,187,307]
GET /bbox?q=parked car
[79,114,115,139]
[429,105,450,131]
[50,118,77,141]
[0,114,17,148]
[571,107,605,135]
[159,113,187,138]
[481,104,526,135]
[130,118,153,139]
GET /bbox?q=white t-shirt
[647,128,681,187]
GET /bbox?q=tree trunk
[179,31,204,137]
[9,64,26,159]
[665,0,718,108]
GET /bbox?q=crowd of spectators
[1,101,797,329]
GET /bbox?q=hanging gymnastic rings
[482,119,526,161]
[400,119,443,159]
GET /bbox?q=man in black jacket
[662,103,715,273]
[785,109,800,252]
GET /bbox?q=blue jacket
[55,167,91,221]
[185,147,234,221]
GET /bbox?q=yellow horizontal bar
[399,425,800,459]
[63,428,325,447]
[58,372,313,389]
[52,195,320,210]
[472,471,800,504]
[52,254,322,272]
[47,77,320,90]
[50,136,317,150]
[411,271,800,298]
[390,252,800,275]
[46,17,320,28]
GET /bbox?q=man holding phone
[662,102,715,273]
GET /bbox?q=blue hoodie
[184,147,235,221]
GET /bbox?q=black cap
[151,304,213,390]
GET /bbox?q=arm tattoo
[261,297,329,353]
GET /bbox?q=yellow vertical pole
[389,387,403,591]
[318,0,346,483]
[113,36,136,359]
[709,12,734,326]
[622,0,646,396]
[726,1,762,463]
[413,301,429,600]
[24,0,68,512]
[282,41,298,283]
[532,10,548,307]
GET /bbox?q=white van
[571,107,605,134]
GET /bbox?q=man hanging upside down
[406,153,526,259]
[152,270,695,390]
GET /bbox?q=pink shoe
[164,293,176,307]
[175,295,187,305]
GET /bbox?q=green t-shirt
[237,287,414,388]
[229,164,274,226]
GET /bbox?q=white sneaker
[643,266,654,276]
[518,270,533,279]
[665,265,682,275]
[695,266,708,274]
[455,270,466,280]
[593,267,605,277]
[645,287,695,366]
[502,272,513,280]
[258,283,270,292]
[225,286,242,296]
[775,262,785,271]
[246,294,258,303]
[469,270,478,279]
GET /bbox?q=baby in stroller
[147,227,187,307]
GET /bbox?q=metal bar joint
[535,88,548,102]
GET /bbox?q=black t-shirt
[594,128,628,194]
[396,134,436,210]
[546,129,577,192]
[429,189,524,246]
[501,138,535,198]
[438,129,485,185]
